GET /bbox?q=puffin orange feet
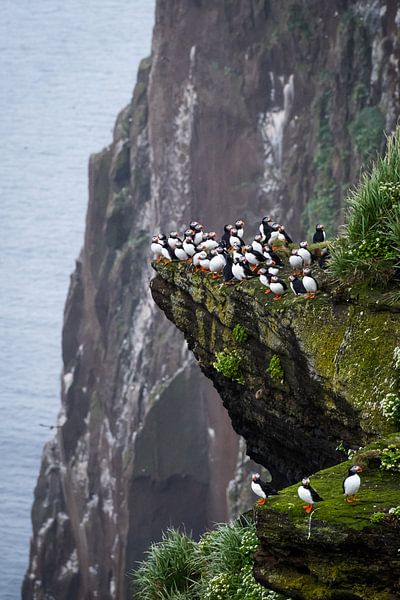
[257,498,266,505]
[272,295,282,301]
[304,505,313,514]
[264,289,272,294]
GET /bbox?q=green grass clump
[132,520,287,600]
[328,127,400,286]
[232,324,248,343]
[133,529,200,599]
[213,348,244,384]
[266,355,284,383]
[370,511,386,524]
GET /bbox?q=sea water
[0,1,154,597]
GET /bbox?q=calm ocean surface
[0,1,154,597]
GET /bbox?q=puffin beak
[357,466,363,472]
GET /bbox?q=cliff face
[24,1,400,599]
[151,262,400,481]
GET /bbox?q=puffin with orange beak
[297,477,324,513]
[343,465,363,502]
[251,473,278,505]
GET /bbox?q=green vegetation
[232,324,248,343]
[380,393,400,429]
[380,444,400,473]
[349,106,385,161]
[370,511,386,524]
[328,128,400,286]
[266,355,284,383]
[213,348,244,384]
[258,436,400,532]
[132,529,199,599]
[132,520,287,600]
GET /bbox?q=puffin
[267,259,281,277]
[174,241,189,262]
[222,250,235,284]
[269,275,287,300]
[289,274,307,296]
[183,236,196,258]
[260,215,274,241]
[251,234,264,254]
[209,248,226,278]
[297,477,324,513]
[160,239,176,262]
[279,225,293,244]
[221,224,234,247]
[259,267,272,294]
[193,223,205,246]
[267,223,286,246]
[167,231,181,250]
[302,268,318,299]
[244,246,266,270]
[313,223,326,244]
[251,473,278,505]
[232,256,253,282]
[193,246,205,270]
[229,227,245,248]
[151,235,163,262]
[198,250,211,272]
[235,219,245,239]
[319,247,330,269]
[289,249,304,275]
[263,245,283,266]
[203,231,219,251]
[297,241,312,267]
[343,465,363,502]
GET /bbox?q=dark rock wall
[24,1,400,599]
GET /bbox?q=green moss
[349,106,385,161]
[260,436,400,532]
[232,324,248,343]
[213,348,245,385]
[370,511,385,524]
[266,355,284,383]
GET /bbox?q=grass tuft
[328,127,400,286]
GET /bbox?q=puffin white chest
[297,485,313,504]
[210,255,225,272]
[269,281,284,295]
[344,473,360,496]
[232,263,245,280]
[303,275,317,293]
[251,481,266,499]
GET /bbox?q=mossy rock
[253,437,400,599]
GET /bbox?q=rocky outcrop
[151,260,400,483]
[254,436,400,600]
[24,1,400,599]
[151,262,400,598]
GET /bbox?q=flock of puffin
[251,465,363,513]
[150,216,330,300]
[151,218,363,512]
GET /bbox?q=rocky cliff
[24,1,400,599]
[151,261,400,598]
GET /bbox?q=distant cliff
[23,1,400,599]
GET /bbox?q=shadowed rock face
[150,261,399,483]
[23,1,400,599]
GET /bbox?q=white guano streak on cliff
[151,45,198,229]
[258,73,294,195]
